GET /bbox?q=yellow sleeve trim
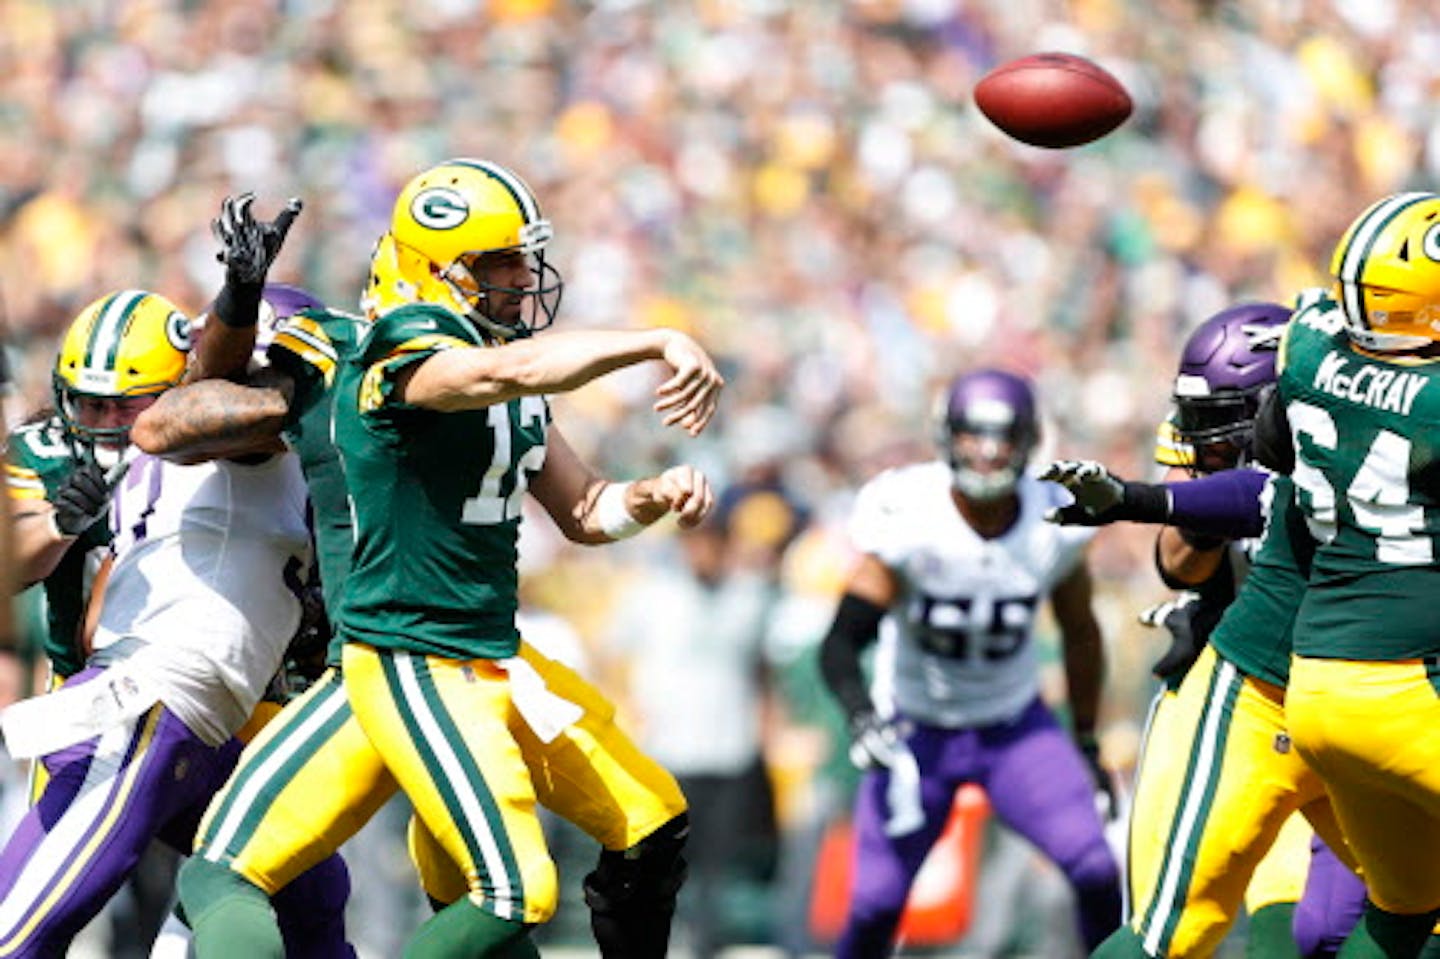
[358,335,470,414]
[272,330,338,386]
[5,464,45,498]
[7,480,47,499]
[381,334,472,359]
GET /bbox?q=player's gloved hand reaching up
[207,193,304,333]
[212,193,304,286]
[1040,459,1170,527]
[847,710,912,771]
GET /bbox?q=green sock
[1090,924,1153,958]
[404,897,536,958]
[1415,933,1440,959]
[1339,904,1439,959]
[178,857,285,959]
[1247,902,1301,959]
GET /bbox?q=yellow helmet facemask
[53,289,191,449]
[1331,192,1440,352]
[362,158,563,340]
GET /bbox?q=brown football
[973,52,1132,149]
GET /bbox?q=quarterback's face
[460,251,532,327]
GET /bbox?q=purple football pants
[1293,834,1367,958]
[836,697,1122,959]
[0,666,353,958]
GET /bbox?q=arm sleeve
[1164,468,1269,540]
[817,592,888,720]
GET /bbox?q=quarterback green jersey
[1278,288,1440,659]
[333,304,549,661]
[267,306,367,629]
[1208,475,1312,686]
[4,418,112,677]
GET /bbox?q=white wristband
[596,482,645,540]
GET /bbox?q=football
[973,52,1132,149]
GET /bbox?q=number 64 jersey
[850,461,1094,729]
[1277,288,1440,661]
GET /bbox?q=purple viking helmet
[1173,301,1289,469]
[262,282,326,321]
[936,369,1040,501]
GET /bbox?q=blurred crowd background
[3,0,1440,955]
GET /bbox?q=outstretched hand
[212,193,304,286]
[1040,459,1127,525]
[653,331,724,436]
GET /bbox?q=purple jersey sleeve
[1163,468,1268,539]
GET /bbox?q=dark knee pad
[274,853,354,958]
[583,814,690,959]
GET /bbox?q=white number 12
[462,396,547,525]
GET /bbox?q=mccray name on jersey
[1310,351,1428,416]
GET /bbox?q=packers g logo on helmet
[165,309,193,351]
[410,188,470,230]
[1331,192,1440,352]
[53,289,191,447]
[363,158,564,341]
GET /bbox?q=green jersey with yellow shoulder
[333,303,549,661]
[1278,287,1440,659]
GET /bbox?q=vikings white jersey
[850,461,1094,729]
[92,450,311,745]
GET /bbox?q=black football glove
[51,459,121,538]
[212,192,303,286]
[1140,592,1223,683]
[846,710,911,771]
[1040,460,1171,527]
[1077,733,1118,821]
[209,193,303,330]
